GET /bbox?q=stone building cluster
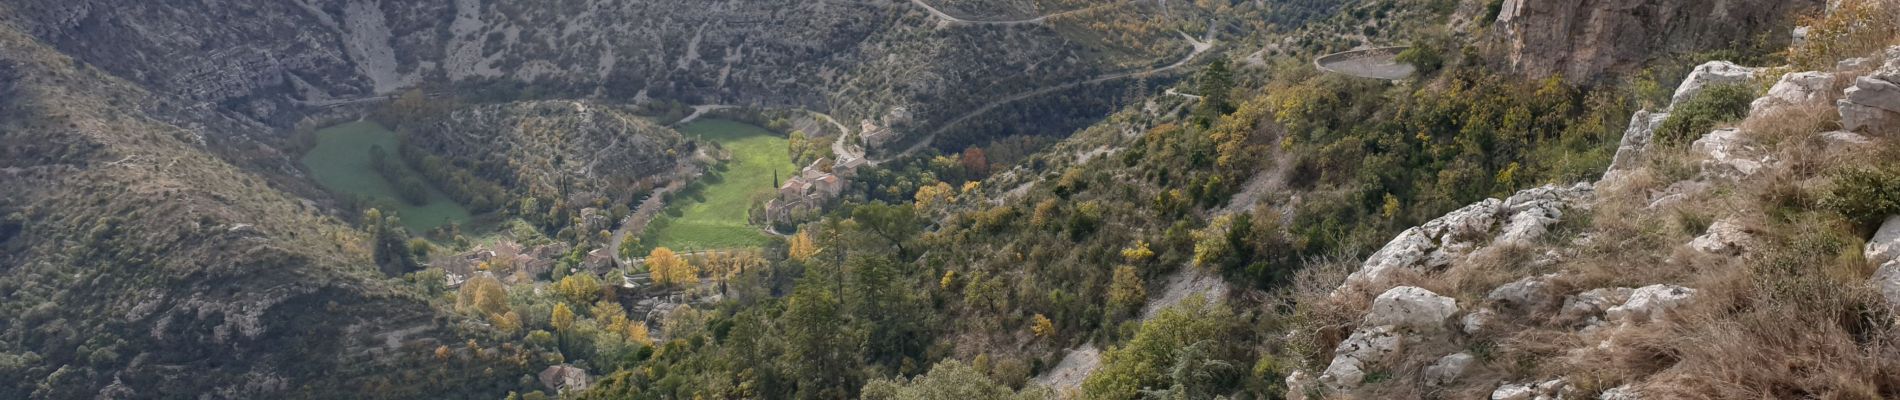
[765,155,866,222]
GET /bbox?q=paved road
[901,30,1215,160]
[908,0,1118,25]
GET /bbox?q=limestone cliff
[1485,0,1823,81]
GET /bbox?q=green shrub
[1824,166,1900,227]
[1655,84,1755,146]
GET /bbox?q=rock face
[1342,184,1593,293]
[1489,0,1821,82]
[1319,286,1460,392]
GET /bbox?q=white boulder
[1488,274,1558,313]
[1346,228,1442,292]
[1671,61,1760,108]
[1365,286,1460,332]
[1691,128,1768,178]
[1285,370,1317,400]
[1600,384,1642,400]
[1492,383,1536,400]
[1319,325,1400,391]
[1560,287,1634,323]
[1750,71,1833,115]
[1319,287,1460,392]
[1606,284,1698,324]
[1819,131,1874,152]
[1424,352,1475,386]
[1872,260,1900,307]
[1866,216,1900,265]
[1689,217,1754,256]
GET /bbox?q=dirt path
[610,185,674,265]
[673,104,736,127]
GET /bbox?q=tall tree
[1194,59,1235,126]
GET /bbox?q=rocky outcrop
[1488,0,1821,82]
[1690,128,1773,179]
[1341,184,1593,294]
[1869,216,1900,265]
[1319,286,1460,391]
[1606,110,1669,174]
[1869,217,1900,306]
[1751,71,1834,115]
[1839,48,1900,135]
[1671,62,1761,107]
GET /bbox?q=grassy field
[300,121,471,233]
[648,119,792,250]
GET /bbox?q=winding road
[903,29,1215,160]
[908,0,1121,25]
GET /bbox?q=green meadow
[300,121,471,233]
[648,119,793,250]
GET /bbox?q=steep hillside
[0,27,500,398]
[1286,25,1900,400]
[0,0,1191,149]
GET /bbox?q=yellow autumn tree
[1121,241,1154,264]
[647,247,698,285]
[1031,314,1055,338]
[1109,265,1146,310]
[914,181,956,209]
[456,274,510,316]
[553,273,601,305]
[551,303,576,332]
[492,311,523,334]
[787,231,821,262]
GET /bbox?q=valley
[645,119,794,250]
[5,0,1898,399]
[300,121,472,232]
